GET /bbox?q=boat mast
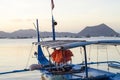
[51,0,57,41]
[36,19,49,65]
[36,19,40,42]
[36,19,43,63]
[52,15,56,41]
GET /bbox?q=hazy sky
[0,0,120,33]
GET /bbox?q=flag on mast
[51,0,54,10]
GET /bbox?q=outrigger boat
[30,0,120,80]
[31,19,120,80]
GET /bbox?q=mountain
[77,24,119,37]
[10,29,36,38]
[0,31,10,38]
[0,29,76,38]
[0,23,119,38]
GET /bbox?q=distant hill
[0,23,119,38]
[10,29,36,38]
[0,29,76,39]
[77,24,119,37]
[0,31,10,38]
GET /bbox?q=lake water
[0,37,120,80]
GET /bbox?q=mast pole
[36,19,40,42]
[36,19,42,63]
[51,0,56,41]
[83,46,88,78]
[36,19,49,65]
[52,14,56,41]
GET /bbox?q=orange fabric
[51,49,73,64]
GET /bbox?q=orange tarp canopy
[51,49,73,64]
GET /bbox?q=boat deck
[69,68,114,80]
[41,66,115,80]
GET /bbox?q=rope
[96,45,99,69]
[79,47,84,63]
[33,22,44,42]
[88,45,91,62]
[88,45,91,67]
[25,44,34,69]
[46,47,52,64]
[33,23,37,30]
[105,45,109,72]
[115,46,120,56]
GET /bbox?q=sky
[0,0,120,33]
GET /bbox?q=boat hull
[40,67,115,80]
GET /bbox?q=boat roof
[33,40,120,50]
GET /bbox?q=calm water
[0,39,41,80]
[0,37,120,80]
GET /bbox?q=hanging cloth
[51,49,73,64]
